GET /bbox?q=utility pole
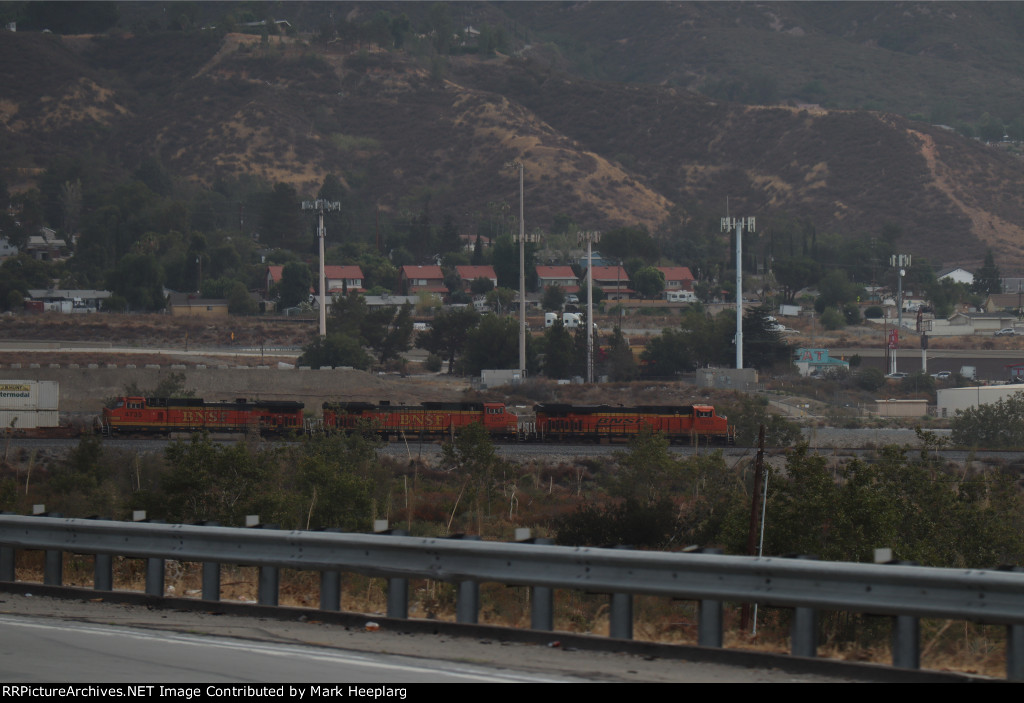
[721,215,756,369]
[302,199,341,338]
[577,230,601,383]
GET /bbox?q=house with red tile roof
[267,264,365,297]
[536,265,579,293]
[265,265,285,296]
[657,266,695,291]
[400,265,448,294]
[455,265,498,291]
[589,265,632,299]
[323,265,364,294]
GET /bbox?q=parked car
[885,372,909,380]
[996,328,1016,336]
[932,370,952,380]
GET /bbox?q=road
[0,615,575,683]
[0,592,934,683]
[832,347,1024,381]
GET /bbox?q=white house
[937,267,974,286]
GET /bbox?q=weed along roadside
[2,419,1022,679]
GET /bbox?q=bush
[951,391,1024,448]
[424,353,443,372]
[853,367,885,391]
[820,307,845,330]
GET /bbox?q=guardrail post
[697,548,723,648]
[0,544,13,582]
[320,570,342,611]
[452,535,481,624]
[609,545,633,640]
[251,521,280,606]
[1009,621,1024,681]
[94,553,113,591]
[0,512,16,582]
[88,517,113,591]
[1002,566,1024,681]
[385,529,409,619]
[135,516,165,597]
[893,615,920,669]
[318,528,344,612]
[132,513,166,596]
[37,511,63,586]
[195,522,221,601]
[888,560,920,670]
[527,537,554,631]
[790,554,818,657]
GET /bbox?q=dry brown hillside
[4,29,1024,268]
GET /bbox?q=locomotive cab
[482,402,518,436]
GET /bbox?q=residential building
[588,265,632,299]
[657,266,695,291]
[400,265,448,295]
[455,265,498,291]
[167,293,229,318]
[0,237,17,260]
[535,265,579,293]
[25,228,67,261]
[26,289,111,313]
[937,267,974,286]
[265,265,284,296]
[323,265,364,295]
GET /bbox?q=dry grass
[12,551,1007,678]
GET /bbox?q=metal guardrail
[0,515,1022,679]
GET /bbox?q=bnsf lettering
[398,413,445,427]
[596,417,641,425]
[179,410,226,423]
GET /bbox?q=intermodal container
[0,380,60,410]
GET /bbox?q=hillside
[3,12,1024,269]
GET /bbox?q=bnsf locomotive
[322,400,731,444]
[101,396,305,435]
[100,396,731,444]
[322,400,519,439]
[532,403,732,443]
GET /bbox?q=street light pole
[578,230,601,383]
[302,199,342,338]
[505,160,529,380]
[721,215,755,370]
[889,254,911,376]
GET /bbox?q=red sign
[888,329,899,350]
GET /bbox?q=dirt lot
[0,313,746,411]
[0,311,310,353]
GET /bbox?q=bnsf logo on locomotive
[596,417,640,425]
[398,413,446,427]
[180,410,226,423]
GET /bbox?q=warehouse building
[936,384,1024,418]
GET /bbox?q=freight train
[321,401,731,443]
[101,396,733,444]
[100,396,305,435]
[530,403,732,443]
[322,401,520,439]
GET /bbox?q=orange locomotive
[322,400,731,444]
[533,403,732,443]
[101,396,305,435]
[322,400,520,440]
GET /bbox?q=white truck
[665,290,697,303]
[562,312,584,328]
